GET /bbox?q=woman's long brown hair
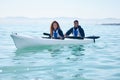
[50,21,60,36]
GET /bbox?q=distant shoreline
[101,23,120,26]
[1,17,120,25]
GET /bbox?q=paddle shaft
[43,33,100,43]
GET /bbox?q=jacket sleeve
[79,27,85,38]
[65,28,73,36]
[58,29,64,37]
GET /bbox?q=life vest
[53,29,60,38]
[73,28,81,37]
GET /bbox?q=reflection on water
[48,46,63,57]
[15,46,52,54]
[10,45,88,80]
[14,46,54,57]
[70,45,85,56]
[66,45,85,62]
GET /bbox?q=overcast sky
[0,0,120,19]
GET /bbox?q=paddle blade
[43,33,50,36]
[43,33,51,38]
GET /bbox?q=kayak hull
[11,33,93,49]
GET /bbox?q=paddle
[43,33,100,42]
[43,33,51,37]
[43,33,83,39]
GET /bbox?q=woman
[50,21,64,39]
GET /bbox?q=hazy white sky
[0,0,120,19]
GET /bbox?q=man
[65,20,85,38]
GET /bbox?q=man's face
[74,22,79,27]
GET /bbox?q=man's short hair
[74,20,79,23]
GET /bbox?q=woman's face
[53,23,58,30]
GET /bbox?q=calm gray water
[0,23,120,80]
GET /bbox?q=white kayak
[10,33,96,49]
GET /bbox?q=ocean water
[0,23,120,80]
